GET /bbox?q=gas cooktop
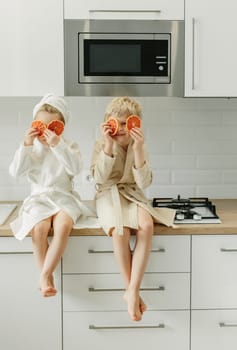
[152,195,221,224]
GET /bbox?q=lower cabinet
[191,310,237,350]
[62,235,191,350]
[191,235,237,350]
[63,311,190,350]
[0,238,62,350]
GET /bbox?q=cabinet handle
[219,322,237,327]
[220,248,237,252]
[89,10,161,13]
[88,286,165,292]
[191,17,196,90]
[89,323,165,330]
[88,249,113,254]
[0,251,33,255]
[88,248,165,254]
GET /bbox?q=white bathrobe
[91,139,175,235]
[9,138,93,240]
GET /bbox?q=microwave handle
[89,10,161,13]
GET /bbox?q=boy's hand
[101,122,114,156]
[43,129,60,147]
[130,127,144,151]
[24,127,39,146]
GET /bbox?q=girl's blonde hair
[36,103,65,123]
[104,96,142,121]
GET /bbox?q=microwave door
[78,33,169,84]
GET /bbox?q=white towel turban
[33,93,69,124]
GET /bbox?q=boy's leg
[40,211,73,297]
[126,207,153,321]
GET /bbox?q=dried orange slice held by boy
[31,120,47,136]
[107,117,119,136]
[47,120,65,136]
[126,115,141,131]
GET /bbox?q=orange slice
[126,115,141,131]
[31,120,47,136]
[47,120,65,136]
[107,118,119,136]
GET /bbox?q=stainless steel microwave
[64,19,184,96]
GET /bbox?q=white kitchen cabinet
[191,235,237,350]
[185,0,237,97]
[62,235,190,350]
[64,0,184,20]
[191,310,237,350]
[0,0,64,96]
[192,235,237,309]
[63,311,190,350]
[0,238,62,350]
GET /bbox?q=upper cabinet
[64,0,184,20]
[185,0,237,97]
[0,0,64,96]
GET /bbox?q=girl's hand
[43,129,60,147]
[100,122,114,156]
[24,127,39,146]
[130,127,144,151]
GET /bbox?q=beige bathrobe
[91,138,175,235]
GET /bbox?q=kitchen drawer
[63,310,189,350]
[63,273,190,311]
[0,237,33,253]
[62,235,190,273]
[191,310,237,350]
[192,235,237,308]
[64,0,184,20]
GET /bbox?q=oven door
[78,33,170,84]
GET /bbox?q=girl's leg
[125,208,153,321]
[31,218,52,286]
[40,211,73,297]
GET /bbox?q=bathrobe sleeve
[9,144,34,178]
[132,161,153,189]
[90,140,116,184]
[50,139,82,175]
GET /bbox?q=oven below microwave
[64,19,184,97]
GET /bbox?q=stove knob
[176,212,185,220]
[193,213,202,220]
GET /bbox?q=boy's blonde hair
[104,96,142,121]
[37,104,65,123]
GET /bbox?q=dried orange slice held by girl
[107,117,119,136]
[31,120,47,136]
[47,120,65,136]
[126,115,141,131]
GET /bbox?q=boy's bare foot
[124,289,142,321]
[40,274,57,297]
[139,296,147,314]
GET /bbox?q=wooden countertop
[0,199,237,237]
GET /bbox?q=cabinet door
[0,0,64,96]
[62,235,190,273]
[64,0,184,20]
[185,0,237,97]
[64,310,190,350]
[63,273,190,311]
[0,238,61,350]
[192,310,237,350]
[192,235,237,309]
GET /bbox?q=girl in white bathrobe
[91,97,175,322]
[9,94,91,297]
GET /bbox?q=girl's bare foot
[124,289,142,321]
[39,274,57,297]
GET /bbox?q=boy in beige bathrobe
[91,96,175,321]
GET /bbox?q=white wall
[1,96,237,201]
